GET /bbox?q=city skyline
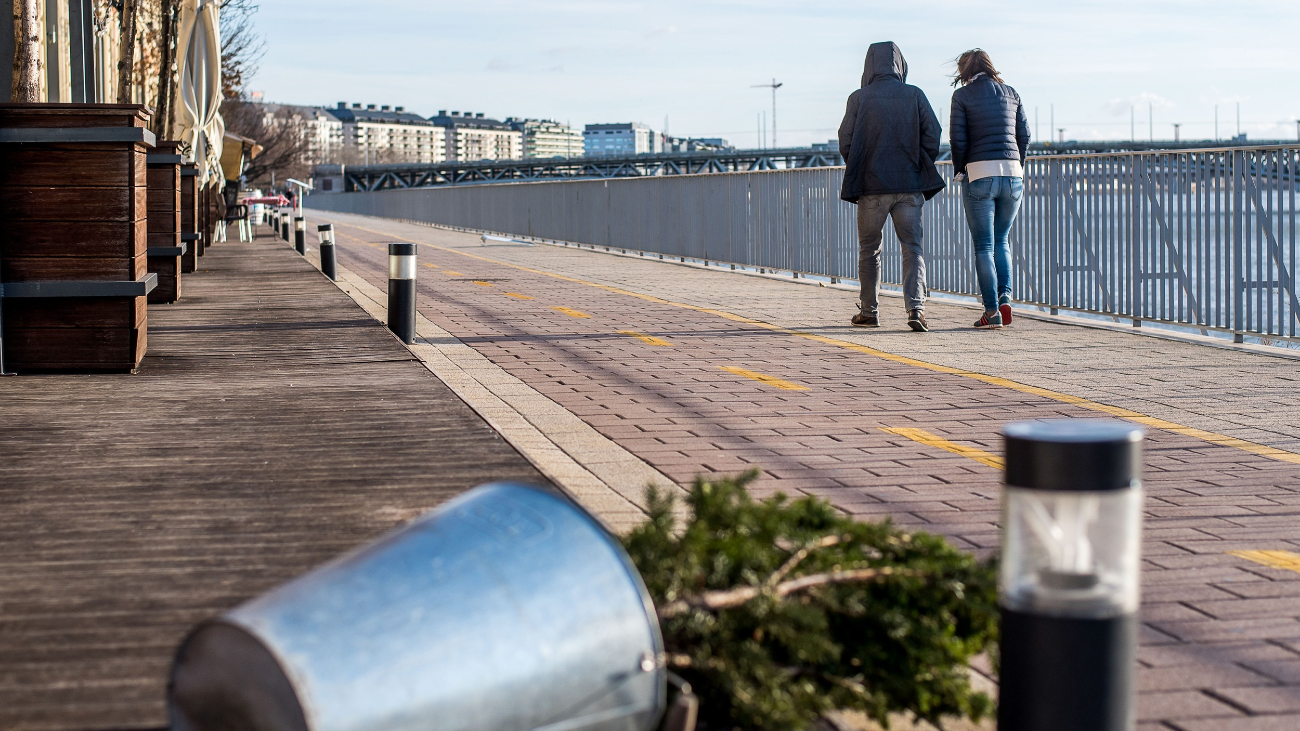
[252,0,1299,147]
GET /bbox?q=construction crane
[751,78,783,149]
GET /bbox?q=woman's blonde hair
[952,49,1004,87]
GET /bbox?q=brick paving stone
[314,212,1300,729]
[1211,686,1300,714]
[1138,690,1245,721]
[1174,716,1300,731]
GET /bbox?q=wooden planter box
[0,103,156,372]
[146,140,184,303]
[180,164,200,272]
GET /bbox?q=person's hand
[954,172,967,183]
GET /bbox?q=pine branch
[766,534,845,589]
[658,567,910,619]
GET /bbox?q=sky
[248,0,1300,149]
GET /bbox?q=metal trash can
[169,483,666,731]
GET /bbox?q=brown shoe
[851,313,879,328]
[907,310,928,332]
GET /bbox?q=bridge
[316,139,1290,193]
[319,146,845,192]
[4,143,1300,730]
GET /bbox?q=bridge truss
[336,148,845,192]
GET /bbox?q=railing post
[294,216,305,255]
[318,224,337,281]
[387,243,416,344]
[1232,149,1246,342]
[1130,156,1142,327]
[1048,158,1060,313]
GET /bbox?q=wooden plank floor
[0,226,548,731]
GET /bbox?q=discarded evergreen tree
[622,471,998,730]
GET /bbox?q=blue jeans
[962,176,1023,312]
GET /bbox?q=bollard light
[280,209,290,242]
[998,419,1143,731]
[318,224,337,281]
[387,243,416,344]
[294,216,306,255]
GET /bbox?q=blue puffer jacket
[949,75,1030,174]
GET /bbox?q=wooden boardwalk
[0,227,547,731]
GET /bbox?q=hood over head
[862,41,907,86]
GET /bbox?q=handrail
[308,145,1300,342]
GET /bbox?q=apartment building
[248,103,345,166]
[583,123,663,157]
[664,136,734,153]
[505,118,584,159]
[428,111,523,162]
[331,103,446,164]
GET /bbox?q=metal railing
[307,145,1300,340]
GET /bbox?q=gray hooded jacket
[837,42,945,202]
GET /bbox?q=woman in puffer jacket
[949,49,1030,329]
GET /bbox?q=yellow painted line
[881,427,1004,470]
[504,292,535,300]
[1230,550,1300,573]
[719,366,807,391]
[472,280,494,287]
[335,220,1300,466]
[422,262,440,268]
[617,330,672,346]
[551,306,591,318]
[444,271,463,276]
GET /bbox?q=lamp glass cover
[1000,486,1141,618]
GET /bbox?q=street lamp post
[998,419,1144,731]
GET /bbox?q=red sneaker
[975,311,1003,329]
[999,303,1013,326]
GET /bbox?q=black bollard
[318,224,337,280]
[998,419,1144,731]
[294,216,305,255]
[280,211,290,242]
[387,243,416,344]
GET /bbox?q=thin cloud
[1105,92,1175,116]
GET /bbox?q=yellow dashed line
[504,292,535,300]
[551,306,590,318]
[1230,550,1300,574]
[719,366,807,391]
[422,262,440,268]
[880,427,1004,470]
[472,280,494,287]
[617,330,672,346]
[444,271,463,276]
[336,221,1300,466]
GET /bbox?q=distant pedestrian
[839,41,946,332]
[949,48,1030,329]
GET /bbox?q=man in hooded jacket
[838,41,945,332]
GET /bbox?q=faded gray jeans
[856,192,927,314]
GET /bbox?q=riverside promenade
[3,208,1300,731]
[308,209,1300,731]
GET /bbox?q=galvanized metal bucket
[169,483,665,731]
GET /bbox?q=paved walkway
[310,209,1300,731]
[0,228,546,731]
